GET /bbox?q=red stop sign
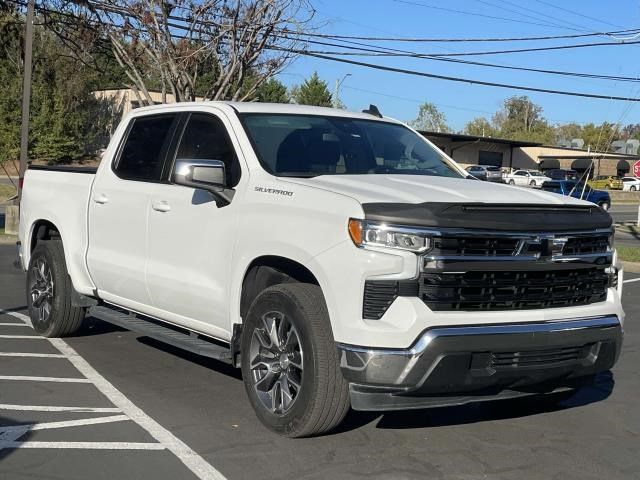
[634,160,640,177]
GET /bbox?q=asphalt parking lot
[0,244,639,479]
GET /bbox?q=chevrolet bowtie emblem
[517,235,568,260]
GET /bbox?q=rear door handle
[151,200,171,213]
[93,194,109,205]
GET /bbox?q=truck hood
[283,174,588,206]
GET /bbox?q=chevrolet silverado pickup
[17,102,624,437]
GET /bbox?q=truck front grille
[430,232,610,258]
[419,268,609,311]
[362,228,613,319]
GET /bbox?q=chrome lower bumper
[337,316,622,411]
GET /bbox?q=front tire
[241,283,350,437]
[27,241,85,337]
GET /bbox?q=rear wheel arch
[30,219,62,253]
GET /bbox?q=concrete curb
[622,261,640,274]
[0,235,17,245]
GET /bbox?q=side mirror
[173,159,226,190]
[173,159,235,206]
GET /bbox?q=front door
[145,111,244,339]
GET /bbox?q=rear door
[144,110,244,337]
[87,113,180,309]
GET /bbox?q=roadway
[0,244,638,479]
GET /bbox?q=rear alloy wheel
[27,241,86,337]
[599,201,610,211]
[509,179,515,185]
[631,186,637,191]
[241,283,350,437]
[605,184,611,190]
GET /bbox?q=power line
[473,0,590,33]
[531,0,627,30]
[389,0,586,31]
[281,27,640,43]
[290,36,640,83]
[291,51,640,102]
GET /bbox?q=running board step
[89,306,233,364]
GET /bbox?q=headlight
[348,219,432,253]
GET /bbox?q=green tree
[409,102,449,132]
[256,78,290,103]
[292,72,333,107]
[580,122,620,152]
[492,96,554,144]
[554,122,583,146]
[463,117,497,137]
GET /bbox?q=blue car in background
[541,180,611,211]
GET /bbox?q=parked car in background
[541,180,611,210]
[545,169,578,181]
[588,175,623,190]
[465,165,503,182]
[621,176,640,191]
[504,169,552,187]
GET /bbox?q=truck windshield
[240,113,463,178]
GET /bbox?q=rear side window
[116,114,176,181]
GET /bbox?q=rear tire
[241,283,350,437]
[27,241,85,337]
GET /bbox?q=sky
[278,0,640,132]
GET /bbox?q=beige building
[420,131,639,177]
[93,88,204,116]
[421,131,540,170]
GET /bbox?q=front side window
[116,114,176,181]
[240,114,463,178]
[174,113,241,187]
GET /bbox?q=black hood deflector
[362,202,612,232]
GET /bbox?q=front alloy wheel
[241,283,350,437]
[249,311,303,415]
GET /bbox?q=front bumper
[337,315,622,411]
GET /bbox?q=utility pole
[18,0,35,203]
[333,73,351,108]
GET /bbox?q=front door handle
[152,200,171,213]
[93,194,109,205]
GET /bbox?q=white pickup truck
[17,102,624,437]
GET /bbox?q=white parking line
[0,404,122,413]
[0,352,66,358]
[0,441,167,450]
[0,375,92,383]
[1,309,228,480]
[0,415,130,435]
[623,278,640,284]
[0,335,44,339]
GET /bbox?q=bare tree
[45,0,315,105]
